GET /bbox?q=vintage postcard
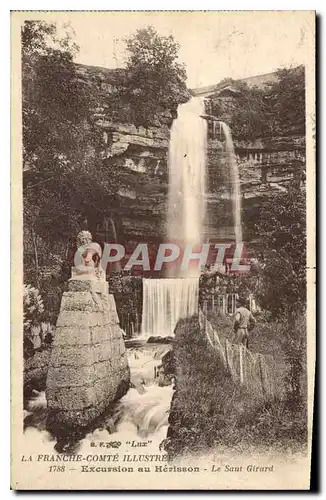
[11,10,316,490]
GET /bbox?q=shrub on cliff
[119,26,190,126]
[251,188,306,318]
[220,66,305,139]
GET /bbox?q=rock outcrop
[46,278,130,442]
[75,63,305,248]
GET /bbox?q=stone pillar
[46,278,130,444]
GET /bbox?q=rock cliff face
[76,63,170,245]
[77,63,305,250]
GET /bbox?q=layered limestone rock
[46,278,130,440]
[74,63,305,248]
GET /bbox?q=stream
[23,343,173,455]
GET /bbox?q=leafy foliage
[280,312,307,412]
[22,21,98,242]
[213,66,305,140]
[23,284,44,329]
[118,26,190,126]
[265,66,306,136]
[242,186,307,419]
[252,188,306,317]
[22,22,84,172]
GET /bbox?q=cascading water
[141,277,199,338]
[219,121,243,244]
[24,346,173,453]
[140,102,243,338]
[141,97,206,338]
[167,97,207,250]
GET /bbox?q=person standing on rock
[232,297,256,349]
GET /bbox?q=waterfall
[140,101,242,339]
[219,121,243,244]
[141,97,206,339]
[167,97,207,251]
[141,278,199,338]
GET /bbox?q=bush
[23,283,57,358]
[213,66,305,140]
[118,26,190,127]
[23,284,44,330]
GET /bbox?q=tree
[22,20,109,290]
[222,65,305,140]
[228,82,271,139]
[22,21,84,172]
[120,26,190,126]
[253,187,307,417]
[265,66,305,136]
[242,184,307,418]
[252,187,306,318]
[22,22,114,249]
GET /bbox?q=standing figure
[232,297,256,349]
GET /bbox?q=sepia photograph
[11,10,316,490]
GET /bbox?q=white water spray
[24,347,174,453]
[140,100,243,338]
[219,121,243,243]
[141,277,199,338]
[141,97,206,338]
[167,97,207,250]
